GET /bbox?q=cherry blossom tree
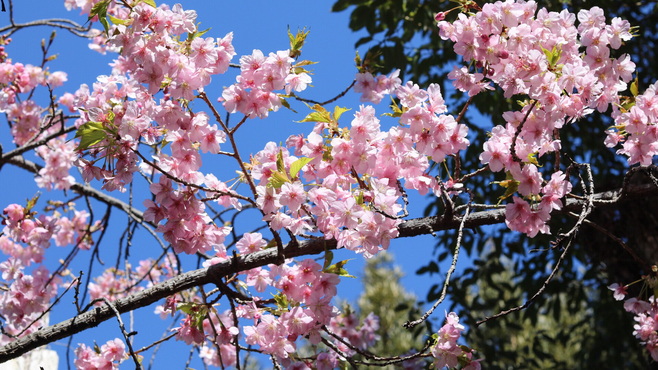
[0,0,657,369]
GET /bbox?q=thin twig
[404,194,472,328]
[290,79,356,106]
[100,298,143,370]
[510,102,536,164]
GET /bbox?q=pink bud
[434,12,445,22]
[498,50,509,59]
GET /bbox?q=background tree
[333,0,658,367]
[353,251,428,368]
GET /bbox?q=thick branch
[3,152,657,360]
[0,181,656,361]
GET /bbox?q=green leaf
[99,17,110,34]
[382,95,404,118]
[289,157,314,179]
[93,342,101,354]
[89,0,111,34]
[494,171,520,201]
[323,250,334,271]
[273,292,289,311]
[141,0,157,8]
[551,45,562,66]
[288,26,310,58]
[354,190,364,205]
[540,44,552,63]
[297,111,332,123]
[264,238,278,249]
[288,26,295,46]
[331,0,351,12]
[298,104,332,123]
[187,26,212,42]
[25,193,41,213]
[276,150,286,174]
[108,15,131,26]
[630,76,639,97]
[176,302,195,315]
[76,130,107,151]
[292,60,318,74]
[333,106,351,123]
[294,60,318,68]
[280,97,297,113]
[75,122,107,151]
[88,0,109,20]
[267,171,290,189]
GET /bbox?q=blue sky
[0,1,464,368]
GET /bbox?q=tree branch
[0,179,656,361]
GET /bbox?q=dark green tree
[333,0,658,367]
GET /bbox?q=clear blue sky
[1,1,461,368]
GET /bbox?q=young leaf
[280,97,297,113]
[140,0,157,8]
[273,292,289,311]
[294,60,318,68]
[76,131,107,151]
[89,0,111,34]
[494,171,520,201]
[176,302,195,315]
[267,171,290,189]
[383,96,404,118]
[297,111,332,123]
[297,104,331,123]
[289,157,314,179]
[630,76,639,97]
[88,0,109,20]
[333,106,351,123]
[25,193,41,213]
[354,190,364,205]
[75,122,107,151]
[108,15,131,26]
[276,150,286,174]
[323,250,334,271]
[288,26,310,58]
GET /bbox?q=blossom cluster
[74,338,126,370]
[434,2,639,237]
[240,257,341,360]
[160,242,381,368]
[0,37,77,191]
[1,205,58,345]
[66,1,234,193]
[253,79,468,257]
[609,283,658,361]
[222,48,312,119]
[608,81,658,165]
[431,312,480,370]
[0,202,101,344]
[144,175,232,254]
